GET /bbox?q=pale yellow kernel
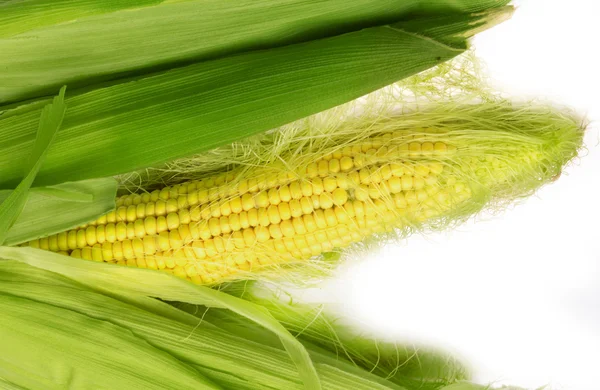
[255,191,270,208]
[155,200,167,216]
[319,193,334,209]
[169,230,183,250]
[434,142,447,153]
[359,168,371,184]
[414,176,426,190]
[305,162,318,178]
[266,188,280,205]
[300,181,313,197]
[323,177,337,193]
[354,185,369,202]
[96,214,108,225]
[81,247,93,261]
[333,206,348,224]
[217,201,230,217]
[394,193,407,209]
[388,177,402,193]
[280,220,295,238]
[340,157,354,172]
[311,178,324,195]
[278,185,291,202]
[55,232,68,251]
[324,209,338,227]
[208,218,221,237]
[72,229,85,249]
[255,226,270,243]
[247,178,259,193]
[226,213,240,231]
[217,216,230,234]
[70,248,82,259]
[343,202,356,218]
[177,209,189,224]
[289,199,303,218]
[328,159,340,174]
[191,241,207,258]
[292,217,307,234]
[313,210,328,229]
[310,194,321,209]
[105,210,117,223]
[298,197,313,215]
[353,201,365,219]
[247,208,259,227]
[239,212,250,229]
[197,189,209,203]
[273,239,287,253]
[303,214,317,232]
[283,237,297,252]
[130,238,144,258]
[405,191,418,205]
[278,202,291,220]
[390,163,404,177]
[165,213,179,230]
[401,175,414,191]
[269,224,283,239]
[142,236,156,255]
[287,182,301,200]
[243,228,256,246]
[331,188,348,206]
[209,203,221,219]
[417,189,428,202]
[116,206,127,222]
[380,165,393,181]
[421,142,434,154]
[208,188,220,202]
[126,223,136,239]
[317,160,329,177]
[257,208,270,227]
[120,240,134,260]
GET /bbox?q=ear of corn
[0,0,511,103]
[23,100,583,286]
[0,7,512,190]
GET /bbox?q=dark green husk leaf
[0,0,510,103]
[0,7,512,190]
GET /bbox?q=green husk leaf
[0,260,416,390]
[0,0,506,103]
[178,282,469,390]
[0,8,511,189]
[0,0,511,39]
[0,0,510,103]
[0,247,321,390]
[0,87,66,245]
[0,178,118,246]
[0,295,220,390]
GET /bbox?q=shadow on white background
[313,1,600,389]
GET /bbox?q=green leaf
[0,8,511,189]
[0,260,408,390]
[0,294,220,390]
[0,247,322,389]
[0,178,117,246]
[0,87,66,245]
[0,0,511,103]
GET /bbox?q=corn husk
[0,7,512,190]
[0,252,466,390]
[0,0,511,103]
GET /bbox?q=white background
[316,1,600,389]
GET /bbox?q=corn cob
[25,123,578,285]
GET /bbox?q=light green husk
[0,0,511,103]
[0,7,512,190]
[0,250,467,390]
[175,281,470,390]
[0,87,66,245]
